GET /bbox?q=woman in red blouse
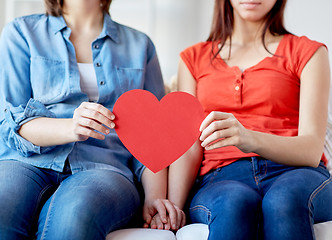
[167,0,332,239]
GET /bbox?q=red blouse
[180,34,326,175]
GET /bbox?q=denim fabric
[0,13,165,182]
[189,157,332,240]
[0,160,141,240]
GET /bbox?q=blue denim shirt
[0,13,165,182]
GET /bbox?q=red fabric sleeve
[293,36,327,78]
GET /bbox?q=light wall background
[0,0,331,86]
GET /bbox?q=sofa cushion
[175,222,332,240]
[106,228,176,240]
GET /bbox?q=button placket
[234,72,244,104]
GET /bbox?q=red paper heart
[113,89,205,173]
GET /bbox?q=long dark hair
[45,0,112,16]
[208,0,289,60]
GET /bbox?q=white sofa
[106,221,332,240]
[106,119,332,240]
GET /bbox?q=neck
[63,1,104,33]
[231,15,268,46]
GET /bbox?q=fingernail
[111,115,115,120]
[110,122,115,128]
[105,129,110,134]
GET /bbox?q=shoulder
[281,34,327,77]
[0,14,47,49]
[180,41,213,65]
[4,14,46,33]
[283,34,326,53]
[181,42,212,56]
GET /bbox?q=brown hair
[208,0,289,60]
[45,0,112,16]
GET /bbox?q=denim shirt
[0,13,165,183]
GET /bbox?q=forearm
[251,130,326,167]
[141,168,168,201]
[168,140,203,209]
[18,117,76,147]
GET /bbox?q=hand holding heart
[199,111,254,154]
[73,92,253,171]
[72,102,115,142]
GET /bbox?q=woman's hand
[72,102,115,141]
[200,111,255,153]
[143,198,186,231]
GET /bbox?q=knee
[217,181,261,210]
[193,181,261,220]
[262,183,306,218]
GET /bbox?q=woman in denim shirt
[0,0,184,239]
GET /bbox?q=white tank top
[78,63,99,102]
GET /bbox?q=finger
[150,217,157,229]
[80,102,115,121]
[78,103,115,129]
[205,136,238,151]
[74,125,105,140]
[180,211,186,228]
[199,111,232,132]
[154,215,164,230]
[164,216,171,230]
[153,200,168,223]
[162,200,177,230]
[201,128,234,148]
[175,208,183,230]
[200,118,234,142]
[77,117,111,136]
[143,222,149,228]
[142,211,152,225]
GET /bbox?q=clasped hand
[143,198,186,231]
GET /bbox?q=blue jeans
[0,160,141,240]
[188,157,332,240]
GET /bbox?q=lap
[189,159,332,223]
[37,169,141,239]
[0,160,56,239]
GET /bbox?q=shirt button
[235,86,240,91]
[93,44,99,49]
[4,108,7,113]
[236,80,240,83]
[100,81,105,85]
[96,62,101,67]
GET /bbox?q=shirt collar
[49,13,120,43]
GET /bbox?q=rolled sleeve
[2,99,56,157]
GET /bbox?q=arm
[18,102,115,146]
[167,59,203,210]
[200,46,330,167]
[141,167,186,230]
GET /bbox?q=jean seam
[307,174,332,239]
[39,186,59,240]
[251,160,262,193]
[189,205,212,224]
[29,184,54,238]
